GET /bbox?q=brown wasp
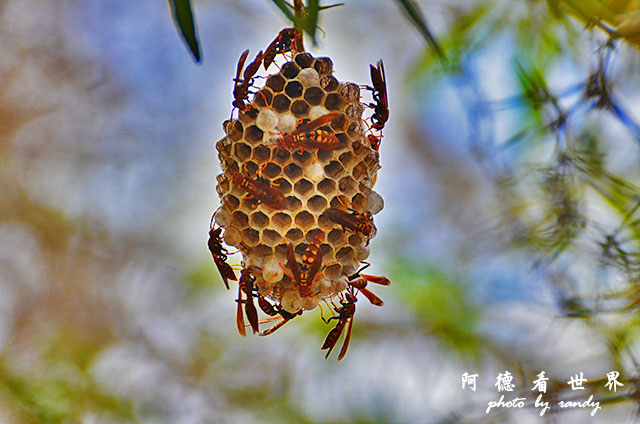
[236,267,260,336]
[257,295,303,336]
[207,220,237,290]
[275,112,346,152]
[347,262,390,307]
[368,60,388,132]
[367,133,381,152]
[283,232,324,298]
[321,288,357,360]
[228,162,288,210]
[232,49,264,113]
[263,27,304,70]
[324,196,374,241]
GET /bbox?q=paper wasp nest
[215,52,383,313]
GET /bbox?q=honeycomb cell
[272,212,293,232]
[317,178,337,195]
[261,162,281,179]
[232,210,249,227]
[294,211,315,230]
[345,102,364,120]
[307,195,327,213]
[336,246,354,264]
[305,228,325,243]
[338,151,356,168]
[351,193,368,211]
[340,83,360,101]
[234,142,252,160]
[304,87,324,105]
[239,108,258,125]
[287,196,303,212]
[327,228,345,245]
[292,150,313,167]
[285,228,303,243]
[295,52,314,68]
[262,258,285,282]
[243,228,260,247]
[355,244,370,261]
[294,179,313,196]
[252,144,271,162]
[256,108,278,132]
[254,244,273,258]
[323,263,342,280]
[262,229,281,247]
[284,163,302,180]
[298,68,320,87]
[368,191,384,215]
[330,115,348,132]
[285,81,303,98]
[223,194,240,211]
[273,94,291,113]
[320,75,339,91]
[244,125,264,144]
[274,243,288,259]
[306,162,324,183]
[291,100,309,117]
[224,226,242,247]
[325,93,343,111]
[250,211,269,229]
[352,162,368,181]
[348,233,363,246]
[227,121,244,142]
[282,61,301,79]
[273,178,292,195]
[241,196,260,211]
[277,114,297,133]
[314,57,333,75]
[266,74,286,92]
[324,160,345,179]
[281,290,302,313]
[254,89,273,107]
[274,148,291,165]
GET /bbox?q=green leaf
[304,0,320,45]
[270,0,296,21]
[168,0,201,63]
[394,0,446,63]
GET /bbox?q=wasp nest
[215,51,383,314]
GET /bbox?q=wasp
[235,267,260,336]
[347,262,390,307]
[275,113,346,152]
[263,27,304,70]
[257,295,303,336]
[321,289,357,360]
[227,163,288,210]
[368,60,388,132]
[325,196,374,241]
[367,133,381,152]
[207,221,237,290]
[232,49,264,113]
[283,232,324,298]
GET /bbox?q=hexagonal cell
[273,94,292,113]
[327,228,345,245]
[243,228,260,247]
[339,83,360,101]
[329,115,348,132]
[324,160,345,179]
[294,179,313,197]
[325,93,343,111]
[253,243,273,257]
[262,229,282,247]
[307,195,327,213]
[317,211,333,227]
[277,114,297,133]
[241,196,260,211]
[272,212,293,232]
[314,57,333,75]
[304,87,324,106]
[317,178,337,196]
[266,74,286,92]
[348,233,364,246]
[274,148,291,165]
[261,162,281,179]
[274,243,289,259]
[291,100,309,117]
[233,142,252,161]
[273,177,292,195]
[227,121,244,141]
[244,125,264,144]
[305,228,325,243]
[338,176,357,196]
[323,263,342,280]
[364,151,379,169]
[243,160,258,175]
[238,108,258,125]
[256,108,278,132]
[316,150,333,164]
[292,150,313,167]
[283,163,302,180]
[282,61,301,79]
[223,194,240,211]
[295,52,314,68]
[342,264,356,277]
[338,151,356,168]
[294,211,315,230]
[352,162,368,180]
[287,196,303,212]
[355,244,370,261]
[351,193,368,211]
[285,81,303,98]
[223,226,242,247]
[285,228,304,243]
[368,191,384,215]
[252,144,271,162]
[253,89,273,107]
[298,69,320,89]
[346,121,362,138]
[231,210,249,227]
[336,246,354,264]
[250,211,269,229]
[345,102,364,120]
[320,75,339,91]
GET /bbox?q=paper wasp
[283,232,324,297]
[232,49,264,113]
[207,220,237,290]
[263,27,303,70]
[368,60,388,132]
[236,267,260,336]
[257,295,303,336]
[228,162,288,210]
[275,112,346,152]
[321,289,357,360]
[347,262,390,307]
[325,196,374,241]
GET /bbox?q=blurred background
[2,0,640,422]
